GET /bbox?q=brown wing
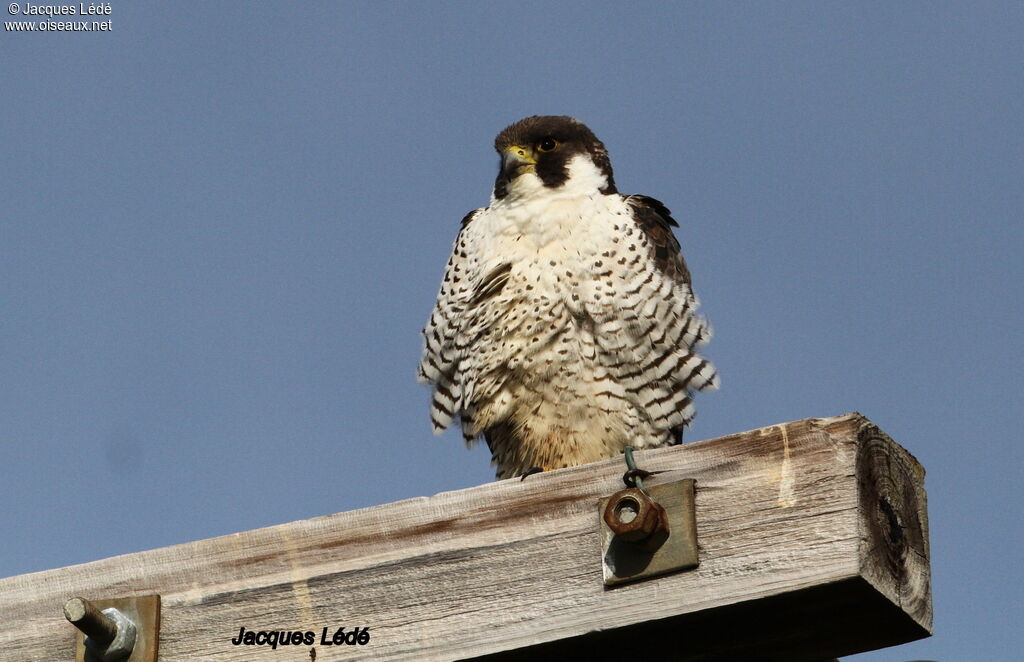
[625,195,692,285]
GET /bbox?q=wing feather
[590,195,718,443]
[418,209,485,433]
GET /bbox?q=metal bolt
[64,597,118,647]
[63,597,137,661]
[603,487,670,551]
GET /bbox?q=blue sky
[2,3,1021,660]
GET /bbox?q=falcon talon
[520,466,544,480]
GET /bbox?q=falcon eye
[537,137,558,152]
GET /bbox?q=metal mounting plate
[73,595,160,662]
[599,478,698,586]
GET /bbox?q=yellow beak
[501,145,537,179]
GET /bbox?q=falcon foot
[520,466,545,481]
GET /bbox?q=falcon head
[492,116,617,199]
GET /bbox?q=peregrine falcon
[419,116,717,479]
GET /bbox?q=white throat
[482,154,618,251]
[492,154,608,206]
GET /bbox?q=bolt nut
[64,598,137,661]
[603,487,670,548]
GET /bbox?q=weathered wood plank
[0,413,931,661]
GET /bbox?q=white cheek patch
[561,154,609,194]
[497,154,608,204]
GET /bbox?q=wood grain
[0,414,931,661]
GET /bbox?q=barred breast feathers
[419,126,717,478]
[419,156,717,446]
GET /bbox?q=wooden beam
[0,413,930,661]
